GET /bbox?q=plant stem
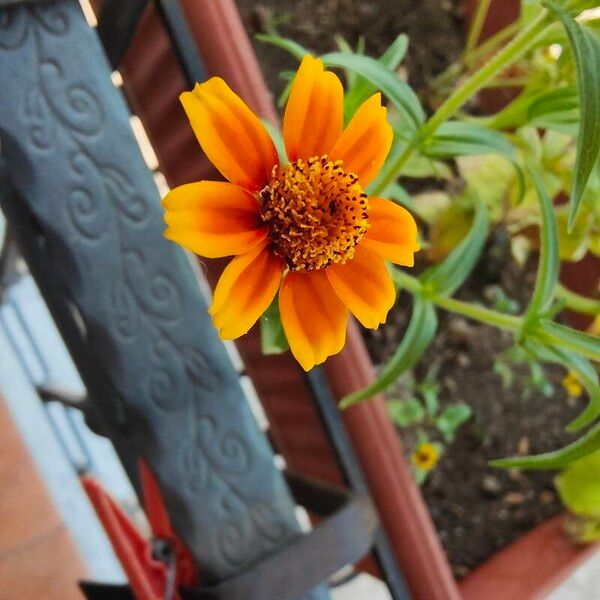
[372,10,552,195]
[557,284,600,316]
[391,268,522,332]
[465,0,492,55]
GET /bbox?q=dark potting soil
[364,242,585,578]
[237,0,465,101]
[237,0,579,580]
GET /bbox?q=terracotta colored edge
[325,325,462,600]
[459,515,599,600]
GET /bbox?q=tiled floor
[0,398,87,600]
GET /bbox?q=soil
[237,0,465,102]
[237,0,581,581]
[364,241,584,578]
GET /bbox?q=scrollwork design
[22,84,54,150]
[30,5,69,37]
[196,415,250,476]
[147,337,187,411]
[0,7,28,50]
[65,151,110,241]
[39,59,104,137]
[106,280,140,342]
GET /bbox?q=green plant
[259,0,600,470]
[556,450,600,542]
[386,368,472,484]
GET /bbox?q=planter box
[108,0,599,598]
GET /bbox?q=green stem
[391,268,522,332]
[372,10,551,195]
[557,284,600,316]
[465,0,492,55]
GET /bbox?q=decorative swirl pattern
[107,280,140,342]
[196,416,250,476]
[147,337,187,411]
[40,60,104,137]
[0,8,28,50]
[65,152,110,241]
[30,5,69,36]
[0,2,301,584]
[23,84,54,150]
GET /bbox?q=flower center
[259,155,369,271]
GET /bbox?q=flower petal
[361,197,420,266]
[329,93,393,188]
[209,244,284,340]
[181,78,278,190]
[163,181,267,257]
[279,270,348,371]
[283,55,344,162]
[326,245,395,329]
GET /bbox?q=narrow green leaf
[528,86,580,135]
[343,34,410,119]
[491,418,600,470]
[525,340,600,432]
[340,297,437,408]
[544,1,600,228]
[261,119,288,164]
[420,201,489,296]
[423,121,517,160]
[255,33,310,60]
[321,52,426,130]
[260,300,289,355]
[537,319,600,362]
[524,167,559,320]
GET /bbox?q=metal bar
[154,0,206,83]
[305,367,411,600]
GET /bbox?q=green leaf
[544,1,600,229]
[423,121,518,160]
[491,417,600,470]
[420,201,489,296]
[255,33,310,60]
[340,297,437,408]
[420,382,440,417]
[260,300,289,355]
[387,398,425,427]
[528,86,580,135]
[435,404,472,443]
[261,119,288,164]
[556,450,600,518]
[321,52,426,130]
[343,34,409,119]
[525,339,600,432]
[524,166,559,320]
[537,319,600,362]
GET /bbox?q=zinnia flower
[411,442,440,472]
[162,55,419,370]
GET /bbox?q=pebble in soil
[364,253,586,578]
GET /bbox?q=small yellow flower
[412,442,440,471]
[587,316,600,337]
[562,371,583,398]
[162,55,420,370]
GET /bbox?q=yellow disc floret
[259,155,369,271]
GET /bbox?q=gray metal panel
[0,2,328,597]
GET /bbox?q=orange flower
[163,55,419,370]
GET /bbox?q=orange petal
[329,93,393,188]
[209,244,284,340]
[283,55,344,162]
[326,246,395,329]
[362,197,420,266]
[279,270,348,371]
[180,78,278,190]
[163,181,267,258]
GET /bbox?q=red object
[81,460,197,600]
